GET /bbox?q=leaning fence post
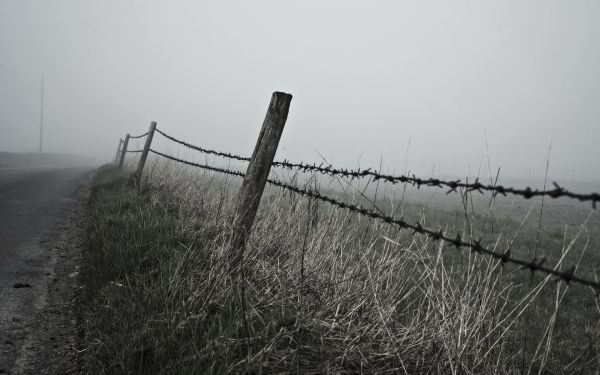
[135,121,157,184]
[229,92,293,272]
[119,133,130,169]
[114,138,123,164]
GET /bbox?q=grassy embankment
[80,164,600,374]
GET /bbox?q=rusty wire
[149,148,600,292]
[154,127,600,208]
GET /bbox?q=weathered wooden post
[229,92,293,272]
[135,121,157,184]
[114,138,123,164]
[119,133,130,169]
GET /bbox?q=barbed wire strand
[155,128,251,162]
[148,148,600,291]
[273,162,600,209]
[154,127,600,208]
[126,150,145,153]
[129,132,149,139]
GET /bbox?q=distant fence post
[114,138,123,164]
[135,121,157,184]
[119,133,130,169]
[229,92,293,272]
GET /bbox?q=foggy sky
[1,1,599,182]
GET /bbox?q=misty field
[79,162,600,374]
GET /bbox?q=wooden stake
[229,92,292,271]
[119,133,130,168]
[114,138,123,164]
[135,121,157,183]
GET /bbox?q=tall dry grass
[80,161,600,374]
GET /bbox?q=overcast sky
[1,1,598,182]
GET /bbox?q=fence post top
[269,92,292,116]
[272,91,293,101]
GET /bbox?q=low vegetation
[80,164,600,374]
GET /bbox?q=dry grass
[80,162,600,374]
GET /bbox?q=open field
[79,162,600,374]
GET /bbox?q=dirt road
[0,165,95,374]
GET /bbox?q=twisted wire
[149,148,600,291]
[129,132,149,139]
[271,162,600,208]
[154,127,600,208]
[150,149,246,177]
[155,128,251,162]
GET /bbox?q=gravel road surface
[0,165,95,374]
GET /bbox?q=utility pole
[39,74,44,153]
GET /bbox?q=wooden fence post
[119,133,130,169]
[135,121,157,184]
[229,92,293,272]
[114,138,123,164]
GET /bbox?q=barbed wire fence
[115,92,600,294]
[154,127,600,208]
